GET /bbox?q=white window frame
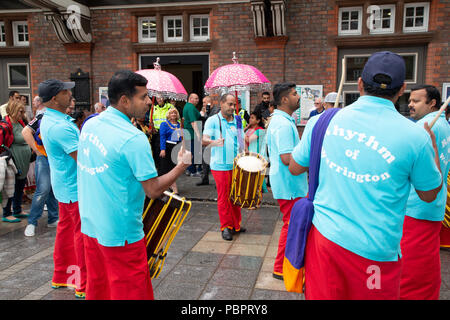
[138,17,157,43]
[403,2,429,33]
[338,7,363,35]
[190,14,209,41]
[342,91,360,107]
[7,63,30,89]
[343,52,418,85]
[12,20,29,46]
[368,4,396,34]
[164,15,183,42]
[0,21,6,47]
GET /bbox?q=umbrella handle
[429,95,450,129]
[149,96,155,129]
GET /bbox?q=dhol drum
[142,191,192,279]
[230,152,268,209]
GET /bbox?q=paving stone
[251,288,303,300]
[200,284,252,300]
[154,282,204,300]
[219,255,263,271]
[209,268,259,288]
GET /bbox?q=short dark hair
[273,82,296,106]
[250,110,265,127]
[363,74,403,99]
[269,100,277,108]
[410,84,441,109]
[108,70,148,106]
[9,90,19,98]
[262,91,270,96]
[219,93,235,103]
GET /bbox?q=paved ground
[0,173,449,300]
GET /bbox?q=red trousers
[441,224,450,248]
[211,170,242,231]
[273,198,300,276]
[400,215,442,300]
[52,201,87,295]
[83,235,154,300]
[305,225,402,300]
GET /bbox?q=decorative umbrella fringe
[204,83,272,95]
[147,89,188,102]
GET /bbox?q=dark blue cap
[361,51,405,90]
[38,79,75,103]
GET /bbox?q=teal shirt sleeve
[410,136,442,192]
[122,133,158,182]
[203,116,216,138]
[273,124,295,155]
[51,122,80,155]
[292,116,318,167]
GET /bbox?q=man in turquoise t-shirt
[38,79,86,298]
[266,82,308,280]
[400,85,450,300]
[289,51,442,300]
[202,93,245,241]
[78,70,191,300]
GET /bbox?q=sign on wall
[294,85,323,126]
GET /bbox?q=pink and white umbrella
[204,52,271,95]
[136,58,188,101]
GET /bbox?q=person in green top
[2,100,32,223]
[182,93,202,176]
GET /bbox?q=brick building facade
[0,0,448,120]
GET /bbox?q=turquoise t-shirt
[292,95,442,262]
[266,109,308,200]
[406,111,450,221]
[203,113,244,171]
[77,107,158,247]
[40,108,79,203]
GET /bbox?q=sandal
[2,217,21,223]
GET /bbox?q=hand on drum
[177,147,192,166]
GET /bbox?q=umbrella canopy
[136,58,188,101]
[204,52,271,95]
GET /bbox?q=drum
[142,191,192,279]
[229,152,268,209]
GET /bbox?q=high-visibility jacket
[151,103,173,130]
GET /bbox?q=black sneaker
[222,228,233,241]
[232,227,247,234]
[272,273,284,280]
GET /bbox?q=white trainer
[24,224,36,237]
[48,220,58,228]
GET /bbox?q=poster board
[443,83,450,102]
[99,87,110,107]
[294,85,323,126]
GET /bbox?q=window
[190,15,209,41]
[138,17,157,43]
[403,2,429,32]
[338,7,363,35]
[12,21,29,46]
[7,63,30,88]
[0,22,5,47]
[344,53,417,84]
[368,5,395,34]
[164,16,183,42]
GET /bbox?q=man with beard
[266,83,308,280]
[78,70,191,300]
[254,91,271,119]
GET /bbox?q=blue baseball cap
[361,51,405,90]
[38,79,75,103]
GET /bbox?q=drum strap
[216,114,244,153]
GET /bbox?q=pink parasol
[136,58,188,101]
[204,52,271,95]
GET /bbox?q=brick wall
[25,0,449,109]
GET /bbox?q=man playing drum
[202,93,246,241]
[400,85,450,300]
[266,82,308,280]
[289,51,442,299]
[77,70,191,300]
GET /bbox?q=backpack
[0,119,14,153]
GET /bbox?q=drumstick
[335,58,346,108]
[429,96,450,129]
